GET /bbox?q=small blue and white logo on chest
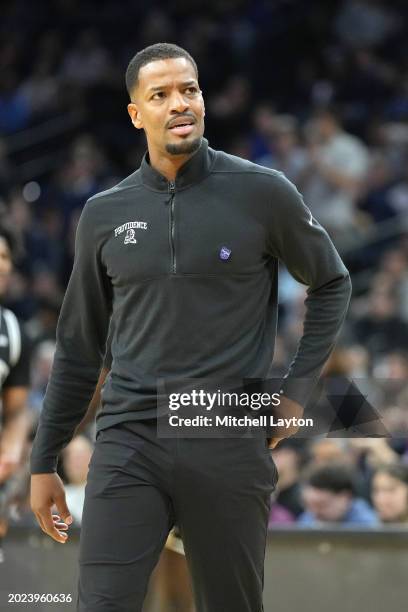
[219,246,232,261]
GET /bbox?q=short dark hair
[125,42,198,98]
[303,463,356,494]
[313,104,343,126]
[374,463,408,486]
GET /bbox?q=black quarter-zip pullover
[30,138,351,473]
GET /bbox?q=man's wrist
[279,376,318,409]
[30,456,58,475]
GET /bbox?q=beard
[165,135,202,156]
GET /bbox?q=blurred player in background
[0,220,31,561]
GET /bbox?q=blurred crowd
[0,0,408,540]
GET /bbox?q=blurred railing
[341,212,408,254]
[3,110,84,181]
[338,211,408,292]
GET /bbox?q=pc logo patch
[219,246,232,261]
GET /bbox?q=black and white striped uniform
[0,306,30,425]
[0,306,30,557]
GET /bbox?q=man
[272,439,305,518]
[30,43,352,611]
[299,463,378,526]
[0,221,31,561]
[302,107,369,243]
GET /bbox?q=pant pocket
[263,439,279,487]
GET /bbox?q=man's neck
[148,148,195,182]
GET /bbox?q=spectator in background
[19,59,58,118]
[8,191,54,278]
[37,207,65,280]
[334,0,398,49]
[339,345,370,378]
[268,490,296,527]
[302,107,369,244]
[304,345,381,439]
[354,286,408,355]
[250,104,277,160]
[255,115,308,186]
[208,74,251,149]
[349,438,399,471]
[371,463,408,525]
[377,249,408,322]
[272,440,305,518]
[0,71,30,134]
[49,135,114,228]
[61,435,93,525]
[358,153,398,225]
[30,267,63,307]
[381,406,408,445]
[369,121,408,181]
[25,297,60,345]
[308,439,351,466]
[348,438,399,499]
[299,463,378,526]
[60,29,113,88]
[373,351,408,404]
[385,166,408,217]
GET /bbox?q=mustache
[166,113,196,128]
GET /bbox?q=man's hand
[30,473,73,544]
[268,396,304,449]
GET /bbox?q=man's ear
[200,91,205,117]
[127,103,143,129]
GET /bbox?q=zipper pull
[166,180,175,205]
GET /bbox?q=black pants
[77,419,278,611]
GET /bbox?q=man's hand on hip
[268,396,304,449]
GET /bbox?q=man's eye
[185,87,198,95]
[152,92,165,100]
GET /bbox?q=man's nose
[169,90,189,113]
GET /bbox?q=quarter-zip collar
[140,137,213,192]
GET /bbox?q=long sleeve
[267,172,352,406]
[30,201,112,473]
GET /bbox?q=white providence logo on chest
[114,220,148,244]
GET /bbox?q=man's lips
[168,124,195,136]
[167,116,196,136]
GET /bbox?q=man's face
[0,237,12,297]
[315,115,336,143]
[302,486,352,522]
[127,57,205,157]
[372,472,408,522]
